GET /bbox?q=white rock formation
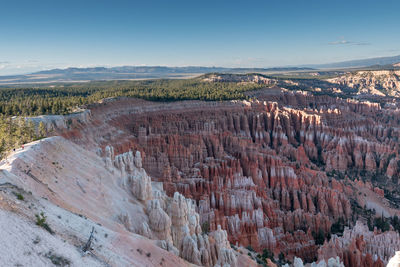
[387,251,400,267]
[290,256,345,267]
[210,225,237,267]
[147,199,172,241]
[104,146,239,266]
[327,70,400,97]
[25,109,91,131]
[104,146,152,200]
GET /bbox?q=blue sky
[0,0,399,74]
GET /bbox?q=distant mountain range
[35,66,313,75]
[0,55,399,85]
[307,55,400,69]
[0,66,312,85]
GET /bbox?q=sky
[0,0,399,75]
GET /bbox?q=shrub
[13,191,24,200]
[44,251,70,266]
[373,216,390,232]
[330,217,346,236]
[262,248,274,260]
[279,252,285,261]
[35,212,54,234]
[313,229,325,245]
[201,221,210,234]
[246,245,255,252]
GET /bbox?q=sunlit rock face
[387,251,400,267]
[202,73,278,85]
[327,70,400,97]
[57,90,400,264]
[285,256,345,267]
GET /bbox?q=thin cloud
[374,48,400,53]
[328,39,370,46]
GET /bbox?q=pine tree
[38,122,46,138]
[27,120,36,140]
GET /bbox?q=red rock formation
[56,90,400,263]
[318,221,399,266]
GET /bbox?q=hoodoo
[22,86,399,266]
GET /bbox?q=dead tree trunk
[83,226,95,253]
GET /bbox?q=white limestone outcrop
[288,256,344,267]
[103,146,239,267]
[387,251,400,267]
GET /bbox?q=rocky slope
[327,70,400,97]
[0,136,254,266]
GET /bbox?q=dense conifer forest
[0,78,264,158]
[0,79,263,116]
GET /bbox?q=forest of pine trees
[0,78,264,158]
[0,79,264,116]
[0,116,46,159]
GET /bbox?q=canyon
[2,78,400,266]
[2,1,400,266]
[59,86,400,265]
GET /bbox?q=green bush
[262,248,274,260]
[35,212,54,234]
[13,191,24,201]
[201,221,210,234]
